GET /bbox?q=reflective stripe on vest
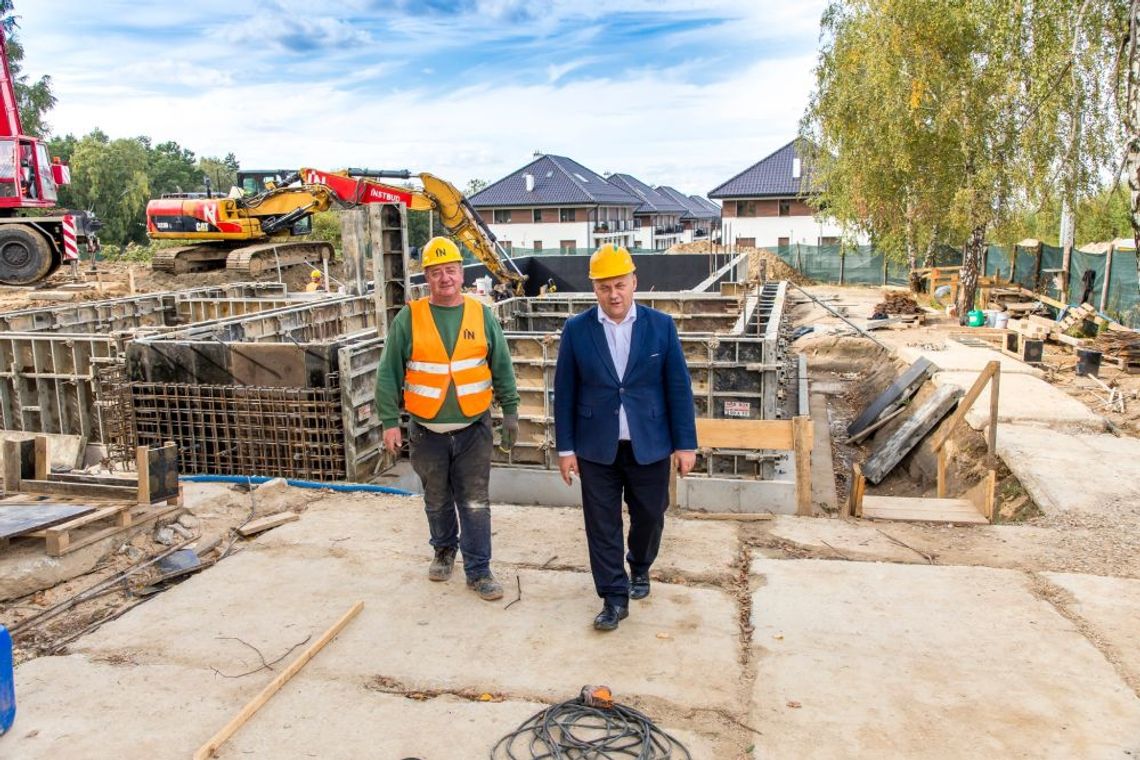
[404,296,493,419]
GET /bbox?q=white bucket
[993,312,1010,329]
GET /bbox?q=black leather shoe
[630,573,651,600]
[593,602,629,631]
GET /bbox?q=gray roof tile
[606,173,687,215]
[708,139,812,199]
[655,185,718,220]
[689,195,722,216]
[469,154,641,207]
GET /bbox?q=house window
[777,237,790,248]
[500,240,512,253]
[559,208,576,223]
[493,209,512,223]
[560,240,576,254]
[534,241,543,251]
[737,237,756,249]
[738,201,757,217]
[818,236,839,246]
[533,209,542,223]
[778,200,790,217]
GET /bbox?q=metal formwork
[488,282,795,478]
[123,296,384,482]
[0,283,296,442]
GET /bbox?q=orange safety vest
[404,296,493,419]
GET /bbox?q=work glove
[500,412,519,453]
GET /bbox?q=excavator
[146,168,528,295]
[0,28,100,285]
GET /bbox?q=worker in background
[375,237,520,602]
[553,244,697,631]
[304,269,323,292]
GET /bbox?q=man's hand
[559,454,579,486]
[673,450,696,477]
[500,412,519,453]
[383,426,403,453]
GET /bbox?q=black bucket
[1076,348,1102,377]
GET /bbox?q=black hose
[491,697,692,759]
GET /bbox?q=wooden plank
[3,439,34,493]
[987,368,1000,458]
[863,385,962,484]
[193,601,364,760]
[931,361,999,452]
[686,511,774,522]
[237,512,299,537]
[136,445,150,505]
[18,479,138,500]
[846,406,906,445]
[965,470,998,523]
[793,415,813,516]
[49,504,181,557]
[34,436,49,481]
[861,496,988,524]
[846,358,935,438]
[848,462,865,518]
[936,446,949,498]
[0,504,95,541]
[695,418,795,451]
[808,394,839,513]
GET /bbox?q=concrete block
[932,371,1108,434]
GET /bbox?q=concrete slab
[933,371,1108,434]
[890,338,1044,377]
[996,424,1140,518]
[7,647,718,759]
[250,496,738,583]
[748,559,1140,758]
[1044,572,1140,689]
[69,549,740,711]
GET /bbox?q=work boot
[593,601,629,631]
[428,546,457,582]
[630,572,651,600]
[466,574,504,601]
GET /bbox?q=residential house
[655,185,720,243]
[467,154,641,255]
[605,173,687,251]
[708,139,845,249]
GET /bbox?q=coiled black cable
[491,697,692,759]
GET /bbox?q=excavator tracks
[151,241,335,277]
[225,241,335,277]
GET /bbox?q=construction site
[0,183,1137,758]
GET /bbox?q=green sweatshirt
[375,300,519,429]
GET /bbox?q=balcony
[593,220,633,233]
[654,225,684,235]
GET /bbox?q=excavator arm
[413,173,527,296]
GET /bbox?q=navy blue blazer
[554,304,698,465]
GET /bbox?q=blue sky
[13,1,825,196]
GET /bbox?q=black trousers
[578,442,671,605]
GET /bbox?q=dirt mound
[669,240,809,284]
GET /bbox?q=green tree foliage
[144,139,199,195]
[802,0,1126,318]
[1,1,55,137]
[994,184,1132,246]
[63,132,152,244]
[198,153,240,194]
[464,178,487,196]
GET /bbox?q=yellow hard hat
[422,236,462,268]
[310,270,322,279]
[589,243,635,280]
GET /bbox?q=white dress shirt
[559,304,637,457]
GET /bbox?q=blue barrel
[0,624,13,735]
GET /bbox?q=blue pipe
[179,474,413,496]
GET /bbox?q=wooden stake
[128,266,136,295]
[193,601,364,760]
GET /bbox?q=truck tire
[0,226,54,286]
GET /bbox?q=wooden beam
[793,415,813,516]
[193,601,365,760]
[237,512,299,537]
[695,418,795,451]
[987,367,1000,458]
[849,462,866,518]
[863,385,962,484]
[34,436,49,482]
[964,469,998,523]
[930,361,999,453]
[19,479,137,500]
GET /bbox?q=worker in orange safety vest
[374,237,520,601]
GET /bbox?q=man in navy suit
[554,244,698,631]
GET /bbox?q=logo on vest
[463,329,476,340]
